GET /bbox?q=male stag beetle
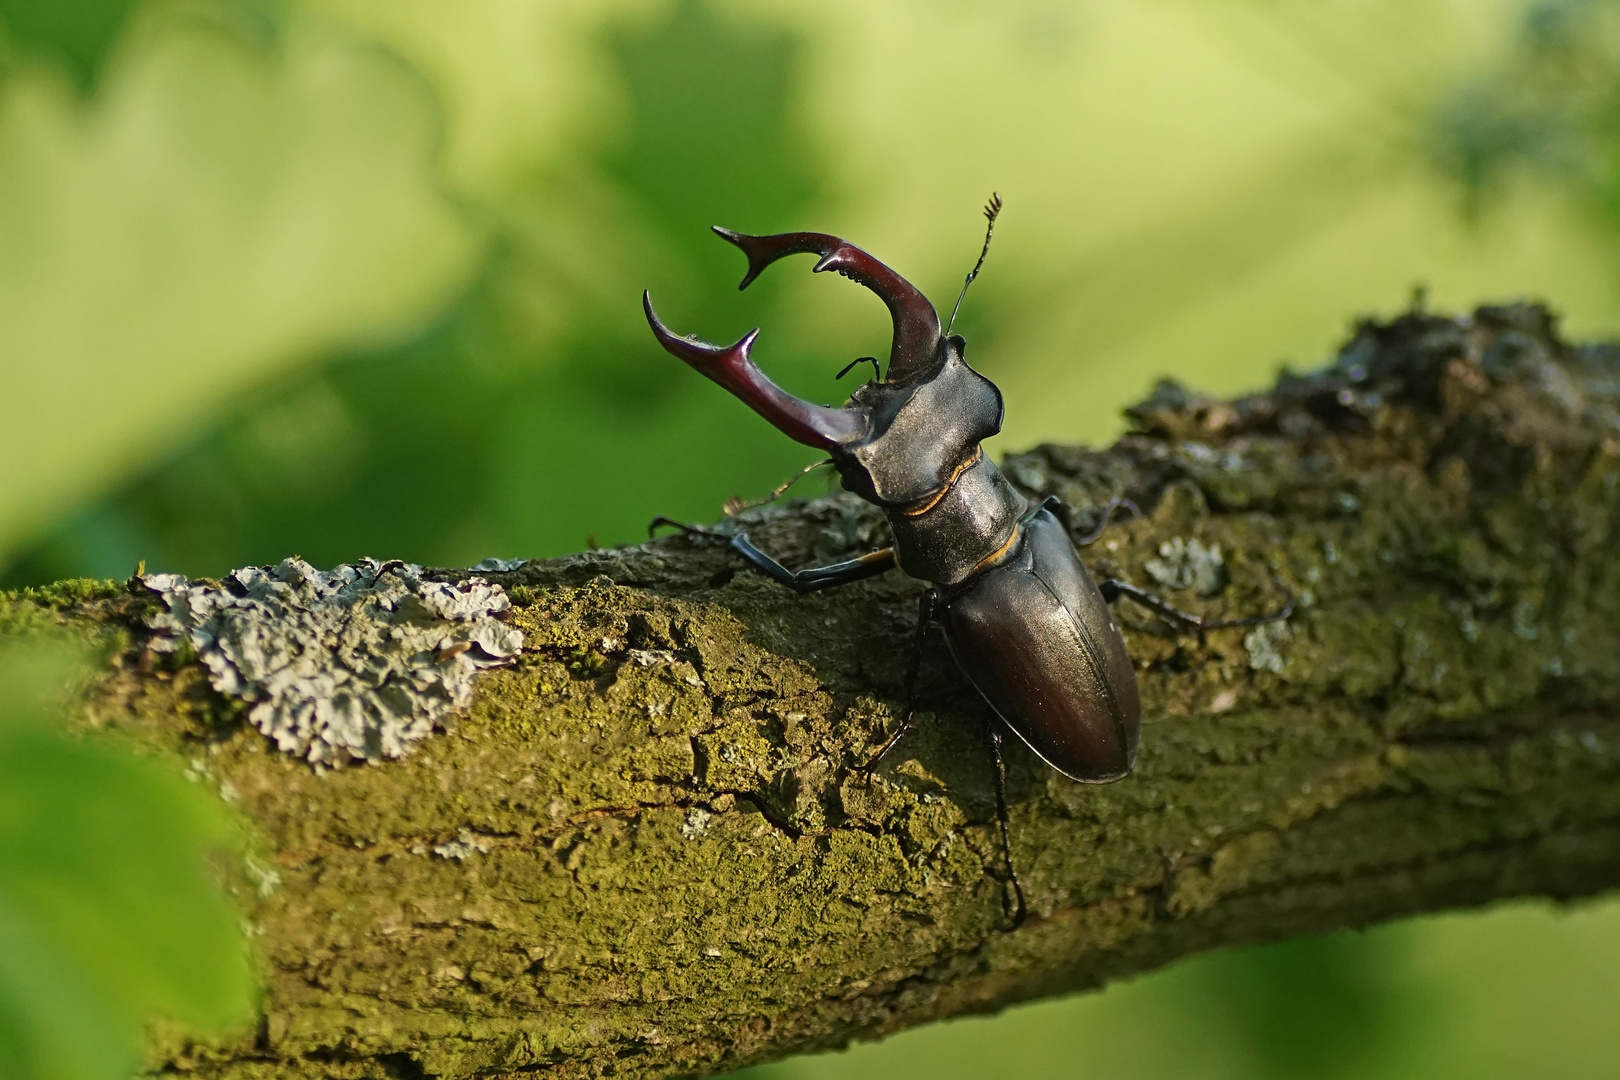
[643,197,1289,926]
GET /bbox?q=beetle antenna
[723,459,834,516]
[836,356,881,382]
[946,192,1002,335]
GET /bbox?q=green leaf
[0,897,134,1080]
[0,639,255,1080]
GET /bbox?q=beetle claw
[643,291,865,450]
[710,226,942,381]
[642,290,760,375]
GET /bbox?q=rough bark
[10,303,1620,1080]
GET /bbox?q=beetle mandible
[643,198,1288,925]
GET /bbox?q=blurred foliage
[1198,932,1416,1079]
[1431,0,1620,221]
[0,635,255,1080]
[0,0,474,558]
[3,0,1620,1077]
[746,899,1620,1080]
[732,929,1426,1080]
[0,0,141,87]
[2,0,844,580]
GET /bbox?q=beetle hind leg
[1099,578,1295,634]
[1075,497,1142,546]
[1033,494,1142,547]
[984,724,1029,931]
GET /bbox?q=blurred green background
[6,0,1620,1076]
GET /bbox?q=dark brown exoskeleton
[644,202,1288,926]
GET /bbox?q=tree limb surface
[15,304,1620,1079]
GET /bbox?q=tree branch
[16,304,1620,1080]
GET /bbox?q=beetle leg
[1098,578,1207,632]
[1198,590,1295,630]
[648,516,727,540]
[857,590,938,775]
[1031,494,1141,547]
[649,520,897,592]
[984,724,1029,931]
[1099,578,1295,634]
[727,533,897,594]
[860,721,912,776]
[1073,496,1142,547]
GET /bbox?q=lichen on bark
[141,558,524,763]
[7,303,1620,1080]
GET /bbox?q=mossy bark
[11,305,1620,1079]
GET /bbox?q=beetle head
[644,228,1002,505]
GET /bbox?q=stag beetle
[643,198,1289,925]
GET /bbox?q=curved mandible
[712,227,943,382]
[643,291,867,450]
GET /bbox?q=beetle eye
[948,334,967,355]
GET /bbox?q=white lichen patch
[143,558,524,763]
[681,808,713,839]
[1244,619,1293,675]
[471,557,527,573]
[1145,537,1226,596]
[433,829,493,860]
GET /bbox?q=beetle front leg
[1099,578,1294,633]
[727,533,897,594]
[650,518,898,594]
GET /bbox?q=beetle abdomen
[939,508,1141,782]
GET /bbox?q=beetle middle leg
[857,590,939,775]
[1099,577,1295,633]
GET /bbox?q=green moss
[3,577,125,610]
[0,593,61,638]
[0,578,132,665]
